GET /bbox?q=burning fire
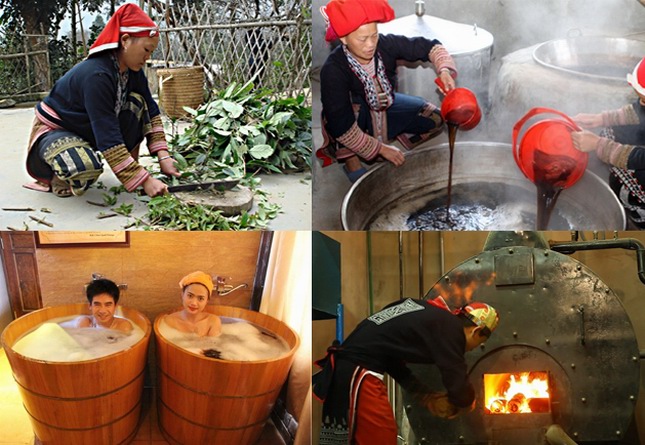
[484,372,550,414]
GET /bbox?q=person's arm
[575,103,641,129]
[379,34,457,89]
[83,73,168,196]
[572,131,636,169]
[207,314,222,337]
[320,57,386,161]
[134,72,180,177]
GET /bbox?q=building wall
[35,231,262,323]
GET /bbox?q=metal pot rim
[340,141,626,230]
[532,36,645,82]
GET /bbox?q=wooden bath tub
[155,305,300,445]
[0,303,151,445]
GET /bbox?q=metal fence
[0,32,50,101]
[147,0,312,100]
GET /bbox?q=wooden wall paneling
[0,231,43,318]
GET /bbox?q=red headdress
[627,57,645,97]
[88,3,159,57]
[320,0,395,42]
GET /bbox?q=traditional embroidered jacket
[29,52,168,191]
[320,34,455,160]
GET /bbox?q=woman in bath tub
[165,271,222,337]
[73,278,133,333]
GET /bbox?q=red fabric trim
[351,372,397,445]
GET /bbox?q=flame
[428,272,496,307]
[484,372,550,414]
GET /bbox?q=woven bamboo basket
[157,66,205,119]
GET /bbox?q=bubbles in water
[12,317,145,362]
[159,317,290,362]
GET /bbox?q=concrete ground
[0,105,311,231]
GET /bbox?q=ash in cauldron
[341,142,625,230]
[404,232,641,445]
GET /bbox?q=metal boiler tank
[404,232,641,444]
[378,2,494,109]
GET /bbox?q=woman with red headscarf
[316,0,458,182]
[24,3,179,197]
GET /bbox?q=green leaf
[222,100,244,118]
[182,106,198,116]
[249,144,274,159]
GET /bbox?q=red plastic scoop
[435,78,481,131]
[512,107,588,189]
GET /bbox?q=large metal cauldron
[378,14,493,109]
[405,232,640,445]
[341,142,626,231]
[490,37,645,135]
[533,37,644,83]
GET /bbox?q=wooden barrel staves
[0,303,152,445]
[157,66,205,119]
[155,306,300,445]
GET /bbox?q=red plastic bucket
[512,107,588,189]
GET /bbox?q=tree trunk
[71,0,78,58]
[20,6,52,91]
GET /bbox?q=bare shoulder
[164,312,188,331]
[206,313,222,337]
[75,315,92,328]
[114,317,134,333]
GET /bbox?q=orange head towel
[179,271,214,296]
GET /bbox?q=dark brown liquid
[533,150,577,229]
[446,123,459,224]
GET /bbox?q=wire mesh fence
[147,0,312,101]
[0,31,50,101]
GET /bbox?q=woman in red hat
[572,57,645,227]
[24,3,179,197]
[313,297,499,444]
[316,0,458,182]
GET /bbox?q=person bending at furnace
[316,0,458,182]
[313,297,499,445]
[165,271,222,337]
[74,278,133,332]
[572,56,645,228]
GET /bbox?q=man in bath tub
[164,271,222,337]
[73,278,133,332]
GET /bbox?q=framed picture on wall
[36,231,130,248]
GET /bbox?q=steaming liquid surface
[12,316,145,362]
[367,181,574,230]
[159,317,290,362]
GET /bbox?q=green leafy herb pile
[168,79,312,184]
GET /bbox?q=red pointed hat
[627,57,645,96]
[320,0,395,42]
[89,3,159,57]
